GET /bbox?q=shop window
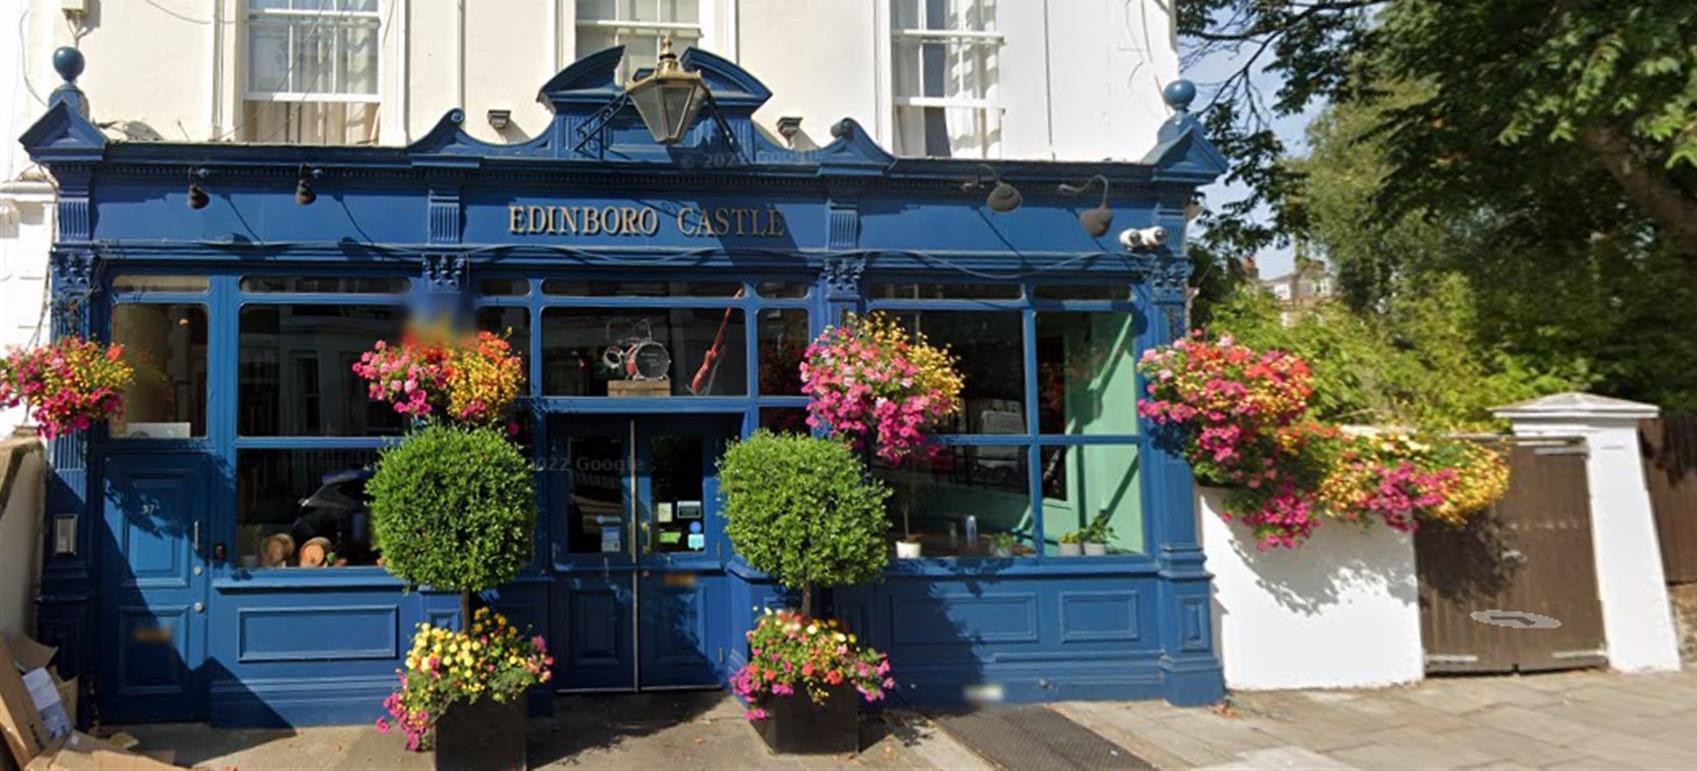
[1036,311,1138,435]
[869,282,1019,300]
[1040,444,1141,555]
[240,276,409,294]
[648,433,706,554]
[889,0,1004,158]
[875,444,1034,558]
[245,0,381,144]
[1032,283,1131,301]
[758,408,809,436]
[238,304,406,436]
[577,0,703,82]
[540,307,746,397]
[110,304,208,439]
[112,275,209,294]
[757,309,808,395]
[236,449,381,568]
[756,281,810,299]
[890,310,1024,433]
[540,279,741,298]
[478,278,530,297]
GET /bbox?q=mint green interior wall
[1040,311,1143,553]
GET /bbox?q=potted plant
[990,532,1017,558]
[1082,513,1114,556]
[895,477,923,559]
[731,609,894,755]
[368,424,540,771]
[1057,530,1084,556]
[0,336,133,439]
[718,430,892,753]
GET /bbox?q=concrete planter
[1197,486,1423,690]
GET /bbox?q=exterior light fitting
[294,165,320,206]
[186,168,208,210]
[1060,174,1113,237]
[965,164,1022,214]
[626,36,708,146]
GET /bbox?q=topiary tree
[369,423,536,623]
[718,430,891,614]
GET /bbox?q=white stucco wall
[1198,487,1426,691]
[0,442,45,641]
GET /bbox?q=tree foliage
[369,424,537,593]
[718,431,890,610]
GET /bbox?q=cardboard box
[0,636,53,771]
[24,733,177,771]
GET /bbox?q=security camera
[1119,226,1167,250]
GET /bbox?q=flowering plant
[377,608,553,751]
[0,337,134,439]
[352,325,523,426]
[801,312,963,464]
[729,608,894,721]
[1138,332,1510,549]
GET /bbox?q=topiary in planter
[368,423,536,621]
[718,430,890,613]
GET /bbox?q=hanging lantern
[626,36,709,145]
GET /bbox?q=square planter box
[434,695,528,771]
[754,684,859,755]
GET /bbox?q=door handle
[192,521,201,555]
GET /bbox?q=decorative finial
[52,47,85,84]
[1162,79,1196,114]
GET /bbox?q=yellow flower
[806,624,818,635]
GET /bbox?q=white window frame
[570,1,732,78]
[881,0,1006,158]
[244,2,384,105]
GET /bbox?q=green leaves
[368,424,537,593]
[717,431,891,594]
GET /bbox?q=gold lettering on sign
[508,204,783,239]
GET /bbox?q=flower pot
[754,683,859,755]
[434,696,527,771]
[991,546,1012,558]
[895,540,923,559]
[1083,542,1108,556]
[1057,542,1083,556]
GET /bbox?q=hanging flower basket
[800,312,963,464]
[0,336,133,439]
[353,325,524,427]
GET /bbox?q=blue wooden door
[98,453,211,723]
[635,416,738,689]
[550,418,638,691]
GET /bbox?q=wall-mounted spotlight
[295,165,321,206]
[186,168,208,210]
[964,164,1022,214]
[1119,226,1167,251]
[1059,174,1113,237]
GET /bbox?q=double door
[550,415,740,691]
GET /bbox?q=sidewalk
[118,668,1697,770]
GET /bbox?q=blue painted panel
[888,591,1040,646]
[1059,591,1142,644]
[113,604,191,696]
[236,605,399,662]
[638,574,720,688]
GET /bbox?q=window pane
[576,27,618,57]
[759,408,809,435]
[1036,311,1138,435]
[248,18,290,92]
[338,17,380,95]
[756,281,809,299]
[478,278,529,296]
[476,307,531,367]
[648,432,705,554]
[240,276,409,294]
[757,309,808,395]
[541,307,747,396]
[1041,444,1141,555]
[111,304,208,439]
[876,445,1034,558]
[541,280,742,298]
[238,304,406,436]
[870,282,1019,300]
[112,275,209,294]
[236,449,381,568]
[1032,284,1131,301]
[892,310,1024,433]
[578,0,617,19]
[293,19,333,94]
[566,434,628,555]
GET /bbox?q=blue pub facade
[21,46,1226,726]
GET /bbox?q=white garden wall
[1198,487,1425,690]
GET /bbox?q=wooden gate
[1641,416,1697,584]
[1416,439,1608,673]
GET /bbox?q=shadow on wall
[1222,515,1420,617]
